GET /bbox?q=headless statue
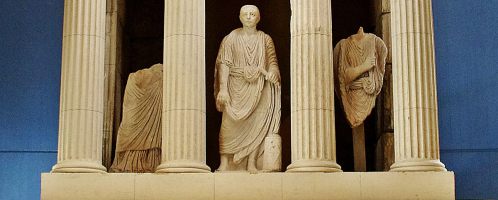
[334,27,387,171]
[111,63,163,172]
[214,5,281,173]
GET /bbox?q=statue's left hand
[216,89,230,111]
[266,70,280,86]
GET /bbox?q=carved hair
[240,5,260,14]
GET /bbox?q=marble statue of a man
[214,5,281,172]
[334,27,387,128]
[111,63,162,172]
[334,27,387,171]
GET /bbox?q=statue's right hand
[363,55,376,70]
[216,90,230,109]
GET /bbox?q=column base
[156,160,211,173]
[286,160,342,172]
[390,159,447,172]
[51,160,107,173]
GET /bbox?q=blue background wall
[433,0,498,199]
[0,0,497,199]
[0,0,62,199]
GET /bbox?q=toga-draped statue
[111,63,163,173]
[214,5,281,173]
[334,27,387,128]
[334,27,387,171]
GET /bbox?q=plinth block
[42,172,455,200]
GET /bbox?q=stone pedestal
[287,0,341,172]
[51,0,107,173]
[352,124,366,172]
[155,0,210,173]
[42,172,455,200]
[263,135,282,172]
[390,0,447,172]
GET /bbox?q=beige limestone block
[41,172,455,199]
[215,173,282,200]
[283,173,361,200]
[52,0,107,173]
[41,173,134,200]
[156,0,210,173]
[361,172,455,200]
[287,0,341,173]
[135,174,214,200]
[390,0,446,171]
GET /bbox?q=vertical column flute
[52,0,107,173]
[156,0,211,173]
[390,0,447,172]
[287,0,342,172]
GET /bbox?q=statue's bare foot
[247,165,258,174]
[217,154,229,172]
[216,167,226,172]
[217,163,228,172]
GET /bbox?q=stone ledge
[41,172,455,200]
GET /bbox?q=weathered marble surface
[111,64,163,173]
[334,27,387,128]
[333,27,387,171]
[215,5,281,173]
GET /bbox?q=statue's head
[239,5,260,28]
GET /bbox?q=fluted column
[156,0,210,173]
[52,0,107,173]
[287,0,342,172]
[390,0,446,172]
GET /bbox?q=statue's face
[239,5,260,28]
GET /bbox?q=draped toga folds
[334,33,387,128]
[111,64,162,172]
[214,29,281,165]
